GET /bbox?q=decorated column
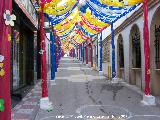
[55,36,59,71]
[73,48,75,58]
[40,0,48,98]
[58,40,61,61]
[0,0,13,119]
[39,0,52,110]
[99,32,103,75]
[111,23,116,79]
[74,48,75,58]
[90,44,93,67]
[86,41,88,65]
[71,49,72,57]
[143,0,150,95]
[70,49,72,57]
[89,38,93,67]
[71,49,73,57]
[56,37,59,66]
[77,47,78,59]
[53,31,58,72]
[80,44,83,61]
[79,45,81,60]
[141,0,155,105]
[50,26,56,81]
[83,42,85,63]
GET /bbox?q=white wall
[101,2,160,87]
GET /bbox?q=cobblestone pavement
[12,82,41,120]
[11,57,160,120]
[34,57,160,120]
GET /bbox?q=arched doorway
[117,34,125,79]
[150,7,160,96]
[129,24,142,90]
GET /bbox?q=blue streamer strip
[45,1,79,25]
[86,0,140,24]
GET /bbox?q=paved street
[34,57,160,120]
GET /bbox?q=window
[119,38,124,68]
[11,29,20,90]
[132,31,141,68]
[155,25,160,69]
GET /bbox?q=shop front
[11,0,38,107]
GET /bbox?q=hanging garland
[55,24,75,35]
[45,1,79,25]
[54,9,79,30]
[58,26,76,38]
[43,0,141,50]
[42,0,78,15]
[80,26,95,37]
[82,22,98,34]
[86,0,140,23]
[82,15,108,32]
[83,9,109,27]
[99,0,142,7]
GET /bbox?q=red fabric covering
[86,42,88,64]
[40,2,48,97]
[0,0,12,120]
[90,45,93,67]
[143,0,150,95]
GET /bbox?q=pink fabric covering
[0,0,12,120]
[143,0,151,95]
[40,0,48,98]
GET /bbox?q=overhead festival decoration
[86,0,140,23]
[56,24,75,35]
[58,26,76,38]
[42,0,78,15]
[99,0,143,7]
[83,9,109,27]
[54,7,79,30]
[45,1,79,25]
[41,0,142,49]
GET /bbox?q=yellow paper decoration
[99,0,143,7]
[84,9,109,28]
[42,0,77,15]
[8,34,11,42]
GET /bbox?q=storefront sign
[14,0,38,29]
[0,99,4,112]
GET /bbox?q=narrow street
[1,1,160,120]
[33,57,160,120]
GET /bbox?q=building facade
[11,0,38,107]
[102,0,160,96]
